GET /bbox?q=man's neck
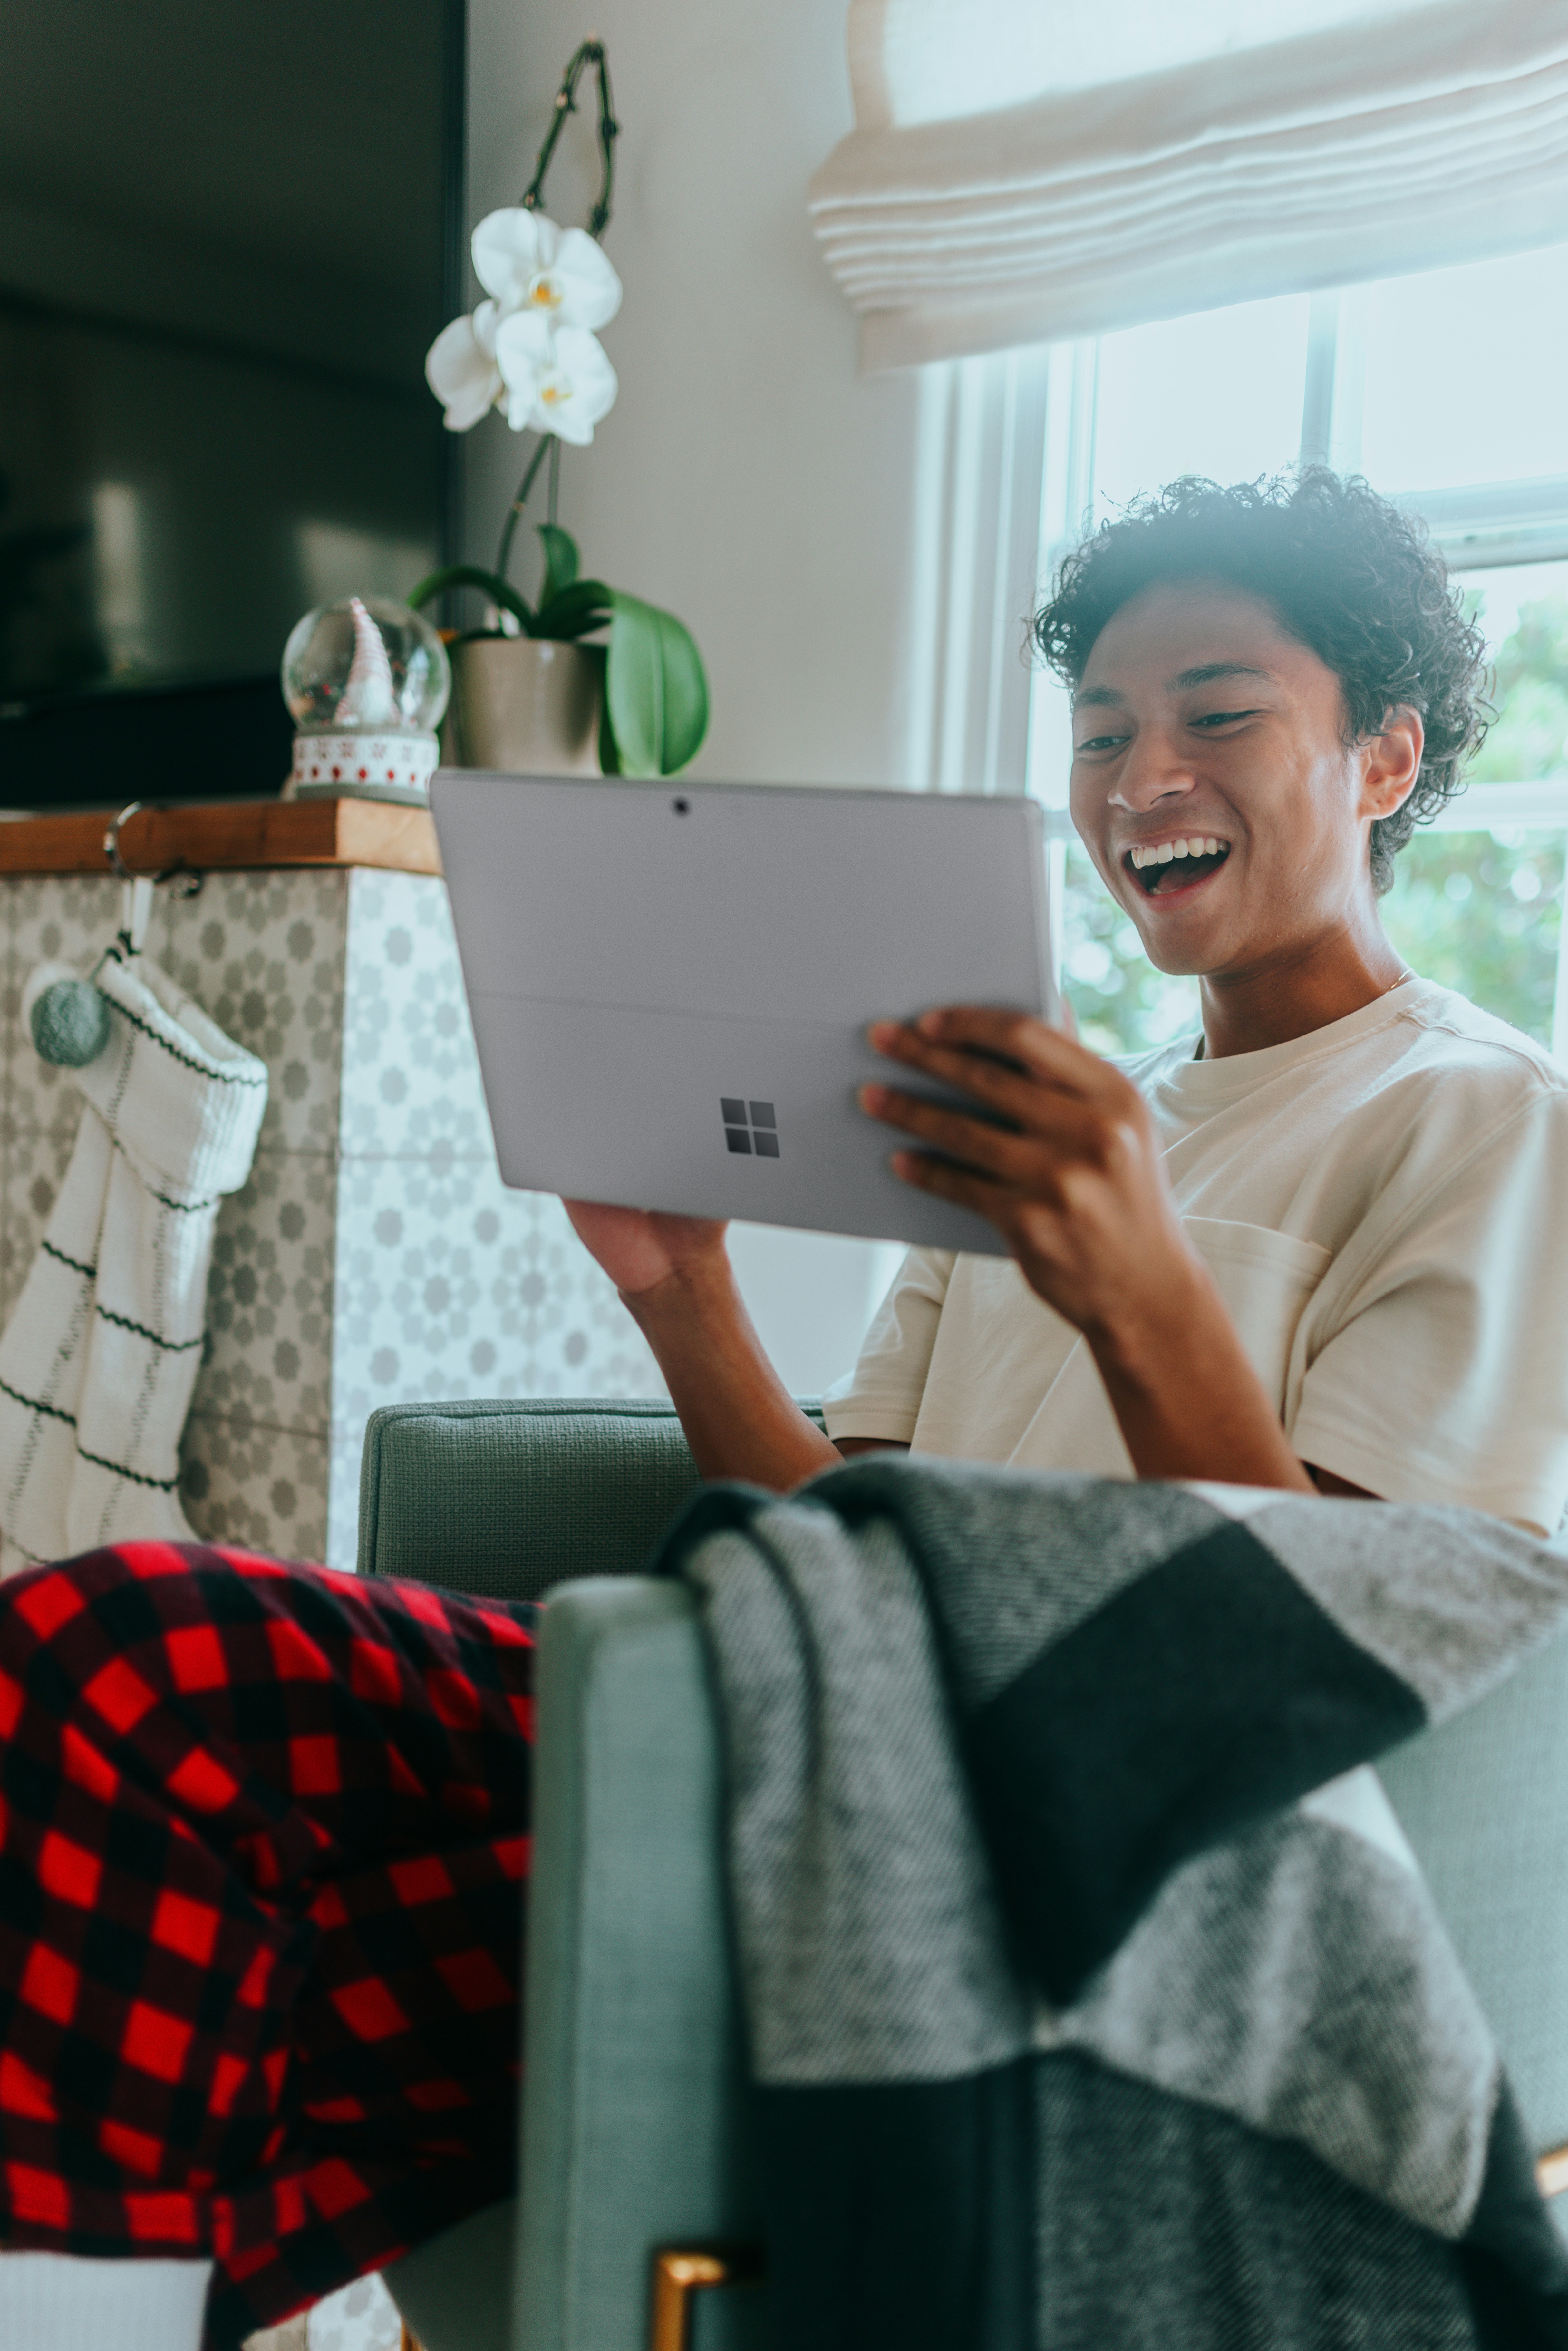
[1198,927,1409,1058]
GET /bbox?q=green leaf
[603,592,710,777]
[406,564,534,634]
[535,522,579,607]
[587,646,620,773]
[534,578,615,643]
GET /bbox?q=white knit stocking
[0,946,265,1575]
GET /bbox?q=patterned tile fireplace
[0,803,664,1575]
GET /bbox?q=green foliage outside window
[1381,588,1567,1044]
[1381,831,1562,1044]
[1469,596,1568,783]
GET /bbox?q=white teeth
[1128,836,1229,871]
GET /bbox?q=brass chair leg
[1538,2142,1568,2200]
[399,2326,425,2351]
[650,2247,765,2351]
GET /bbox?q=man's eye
[1190,707,1259,730]
[1074,731,1130,755]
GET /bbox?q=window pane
[1455,561,1568,784]
[1061,842,1200,1057]
[1092,291,1310,516]
[1381,829,1563,1044]
[1360,243,1568,494]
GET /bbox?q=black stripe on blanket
[966,1519,1427,1999]
[756,2059,1034,2351]
[753,2057,1568,2351]
[1461,2085,1568,2348]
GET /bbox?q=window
[1028,242,1568,1058]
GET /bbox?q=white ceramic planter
[448,637,603,775]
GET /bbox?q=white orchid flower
[425,298,505,432]
[424,209,622,435]
[471,209,622,333]
[494,314,618,446]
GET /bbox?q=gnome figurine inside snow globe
[282,595,451,805]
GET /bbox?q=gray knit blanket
[656,1460,1568,2350]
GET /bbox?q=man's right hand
[559,1198,839,1490]
[562,1200,728,1300]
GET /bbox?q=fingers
[871,1005,1099,1089]
[887,1142,1019,1222]
[886,1146,1068,1276]
[865,1014,1133,1148]
[860,1082,1074,1189]
[865,1041,1090,1142]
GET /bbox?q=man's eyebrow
[1072,661,1279,712]
[1166,661,1276,692]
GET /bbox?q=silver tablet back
[433,770,1055,1253]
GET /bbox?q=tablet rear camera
[672,796,690,814]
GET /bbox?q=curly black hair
[1032,470,1491,892]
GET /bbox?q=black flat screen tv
[0,0,464,806]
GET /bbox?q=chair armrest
[515,1577,763,2351]
[1380,1625,1568,2156]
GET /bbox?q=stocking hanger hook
[103,803,203,953]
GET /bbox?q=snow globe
[281,595,451,805]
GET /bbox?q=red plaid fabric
[0,1541,537,2350]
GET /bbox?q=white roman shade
[810,0,1568,370]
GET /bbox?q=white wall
[464,0,924,1393]
[465,0,922,785]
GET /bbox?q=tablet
[432,770,1056,1253]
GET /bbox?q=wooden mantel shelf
[0,796,440,878]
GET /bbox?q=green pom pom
[31,978,111,1067]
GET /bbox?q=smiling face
[1069,581,1421,987]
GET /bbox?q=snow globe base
[289,730,439,806]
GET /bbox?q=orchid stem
[547,438,560,528]
[495,436,553,582]
[522,40,617,238]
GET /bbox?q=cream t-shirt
[822,978,1568,1535]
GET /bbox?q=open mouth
[1125,835,1231,897]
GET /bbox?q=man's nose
[1106,731,1199,813]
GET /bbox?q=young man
[5,471,1567,2351]
[568,470,1568,1536]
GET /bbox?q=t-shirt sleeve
[820,1246,955,1445]
[1290,1093,1568,1534]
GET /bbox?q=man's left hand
[862,1006,1312,1494]
[861,1005,1197,1348]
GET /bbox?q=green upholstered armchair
[366,1399,1568,2351]
[367,1401,812,2351]
[356,1399,731,1605]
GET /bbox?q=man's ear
[1361,705,1424,820]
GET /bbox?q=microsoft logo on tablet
[721,1098,780,1157]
